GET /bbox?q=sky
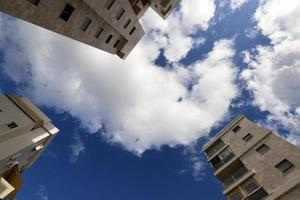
[0,0,300,199]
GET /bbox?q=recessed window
[129,27,136,35]
[114,40,120,48]
[7,122,18,129]
[232,125,241,133]
[275,159,294,173]
[27,0,40,6]
[105,0,115,10]
[105,34,113,44]
[116,8,125,21]
[241,178,259,194]
[256,144,270,155]
[242,133,253,142]
[80,17,92,32]
[94,27,104,38]
[60,4,75,22]
[228,188,244,200]
[123,19,131,29]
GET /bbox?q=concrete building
[0,0,180,59]
[0,94,58,200]
[202,115,300,200]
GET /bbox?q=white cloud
[35,185,48,200]
[0,2,237,155]
[220,0,249,10]
[69,132,85,164]
[242,0,300,144]
[141,0,215,62]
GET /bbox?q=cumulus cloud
[220,0,249,10]
[69,132,85,164]
[241,0,300,144]
[0,0,237,155]
[142,0,215,62]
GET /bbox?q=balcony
[210,148,235,171]
[222,166,249,189]
[244,187,268,200]
[205,140,226,158]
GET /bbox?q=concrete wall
[0,95,58,176]
[0,0,146,58]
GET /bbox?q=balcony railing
[222,166,249,188]
[244,188,268,200]
[206,140,226,158]
[212,152,234,170]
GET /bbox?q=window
[60,4,75,22]
[241,178,259,194]
[105,0,115,10]
[232,125,241,133]
[7,122,18,129]
[80,18,92,32]
[114,40,120,48]
[94,27,104,38]
[228,188,244,200]
[256,144,270,155]
[116,8,125,21]
[246,188,268,200]
[275,159,294,173]
[243,133,253,142]
[27,0,40,6]
[218,148,233,162]
[0,108,3,112]
[123,19,131,29]
[129,27,136,35]
[105,34,113,43]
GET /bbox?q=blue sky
[0,0,300,199]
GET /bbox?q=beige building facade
[0,0,180,59]
[0,94,58,200]
[203,115,300,200]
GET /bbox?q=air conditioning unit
[0,177,15,199]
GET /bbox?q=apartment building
[0,0,180,59]
[0,94,58,200]
[203,115,300,200]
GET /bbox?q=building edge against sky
[0,0,180,59]
[202,115,300,200]
[0,94,58,200]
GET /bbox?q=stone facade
[203,115,300,200]
[0,0,180,59]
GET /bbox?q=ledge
[223,170,256,195]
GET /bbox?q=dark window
[124,19,131,29]
[116,8,125,21]
[27,0,40,6]
[7,122,18,129]
[275,159,294,173]
[241,178,259,194]
[80,18,92,32]
[94,27,104,38]
[105,34,113,43]
[0,108,3,112]
[232,125,241,133]
[256,144,270,155]
[245,188,268,200]
[114,40,120,48]
[228,188,244,200]
[105,0,115,10]
[242,133,253,142]
[60,4,75,22]
[129,27,136,35]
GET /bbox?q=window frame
[275,159,294,173]
[256,144,270,155]
[60,4,75,22]
[242,133,253,142]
